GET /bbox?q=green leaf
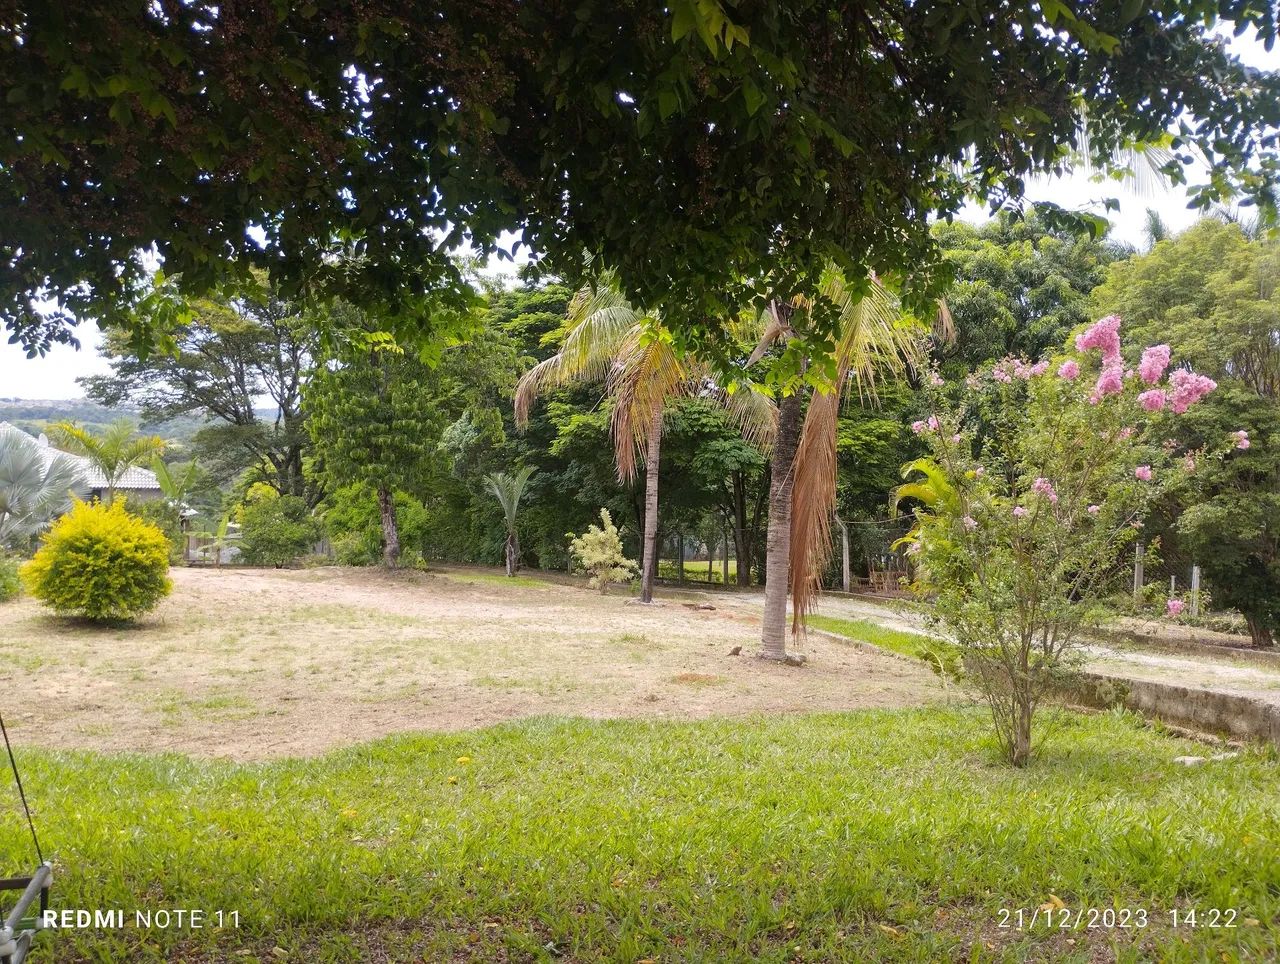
[741,80,765,117]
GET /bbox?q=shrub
[130,498,186,563]
[22,500,172,621]
[238,493,322,568]
[901,318,1243,766]
[569,509,637,592]
[0,555,20,603]
[322,485,429,566]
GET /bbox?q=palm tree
[0,424,87,547]
[516,275,773,603]
[515,275,684,604]
[151,456,201,506]
[50,419,167,504]
[749,268,933,662]
[484,467,536,576]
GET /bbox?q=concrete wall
[1073,672,1280,746]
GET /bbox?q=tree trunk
[1010,699,1033,767]
[732,471,752,587]
[377,486,401,568]
[759,391,805,660]
[722,528,730,585]
[677,531,685,582]
[504,532,517,577]
[639,412,662,604]
[1245,613,1275,648]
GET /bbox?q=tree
[900,316,1234,764]
[569,509,638,592]
[237,491,322,569]
[150,456,201,506]
[1091,220,1280,645]
[5,3,1276,364]
[515,275,771,602]
[49,418,166,504]
[0,423,87,547]
[748,270,928,662]
[307,334,445,568]
[483,468,536,576]
[82,275,318,502]
[931,213,1126,374]
[515,277,681,604]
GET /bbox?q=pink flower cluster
[1166,599,1185,618]
[1138,345,1171,385]
[1031,477,1058,504]
[1235,430,1251,450]
[1073,316,1217,416]
[1137,389,1166,412]
[1134,465,1152,482]
[992,357,1049,382]
[1058,360,1079,381]
[1075,315,1122,365]
[1168,370,1217,414]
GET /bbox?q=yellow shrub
[22,500,172,622]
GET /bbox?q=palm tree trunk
[760,391,804,660]
[504,532,517,576]
[640,412,662,604]
[377,486,401,568]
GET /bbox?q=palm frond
[609,326,685,483]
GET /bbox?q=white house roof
[8,424,162,492]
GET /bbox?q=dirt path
[734,587,1280,708]
[0,567,947,759]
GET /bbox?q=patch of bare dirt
[0,566,947,759]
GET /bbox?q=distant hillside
[0,398,211,448]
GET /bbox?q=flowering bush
[568,509,637,592]
[22,500,172,622]
[898,316,1243,766]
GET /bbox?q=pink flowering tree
[898,315,1238,766]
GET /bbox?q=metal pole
[1191,564,1201,616]
[1133,542,1144,604]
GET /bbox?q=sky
[2,30,1276,402]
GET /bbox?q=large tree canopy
[3,1,1278,364]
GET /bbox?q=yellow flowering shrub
[22,500,172,622]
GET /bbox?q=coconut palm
[0,423,87,547]
[50,419,167,504]
[484,467,536,576]
[515,276,677,603]
[516,274,773,603]
[749,268,935,662]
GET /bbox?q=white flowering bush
[899,315,1247,766]
[569,509,638,592]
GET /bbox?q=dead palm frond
[788,269,929,635]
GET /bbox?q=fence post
[1191,564,1202,616]
[834,514,850,593]
[1170,574,1176,595]
[1133,542,1144,603]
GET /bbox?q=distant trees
[82,275,318,503]
[931,212,1124,373]
[1092,220,1279,646]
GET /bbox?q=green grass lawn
[2,708,1277,962]
[807,614,963,677]
[658,559,739,584]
